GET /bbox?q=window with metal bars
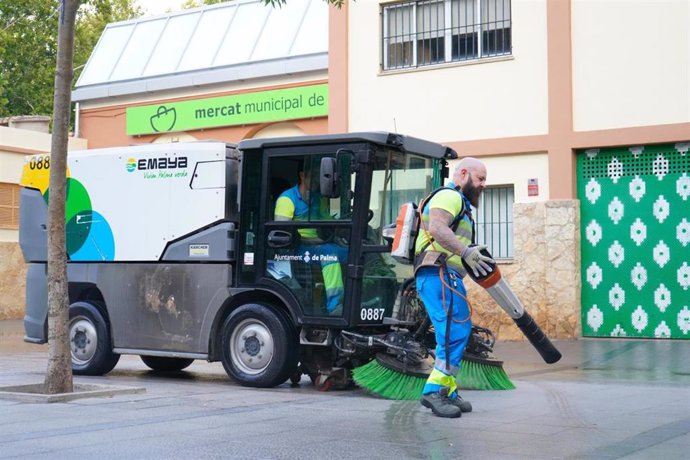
[471,185,513,259]
[382,0,512,71]
[0,182,21,230]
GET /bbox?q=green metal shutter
[577,142,690,339]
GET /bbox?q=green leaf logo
[150,105,177,132]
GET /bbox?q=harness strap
[417,187,464,255]
[418,188,462,252]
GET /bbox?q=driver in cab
[274,162,347,315]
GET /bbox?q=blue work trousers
[416,266,472,395]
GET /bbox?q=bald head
[454,157,486,180]
[453,157,487,207]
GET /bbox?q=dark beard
[463,181,481,208]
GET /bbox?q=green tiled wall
[577,142,690,339]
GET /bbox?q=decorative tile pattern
[608,197,624,224]
[587,304,603,332]
[653,196,670,223]
[631,262,647,290]
[629,175,646,202]
[678,262,690,291]
[609,283,625,311]
[631,305,648,333]
[653,241,670,268]
[586,220,603,246]
[586,262,603,289]
[678,174,690,200]
[677,219,690,246]
[578,142,690,339]
[679,306,690,334]
[586,178,601,204]
[608,158,623,184]
[608,240,625,268]
[630,218,646,246]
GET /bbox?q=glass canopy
[74,0,328,101]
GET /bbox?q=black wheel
[140,356,194,372]
[69,301,120,375]
[220,303,298,388]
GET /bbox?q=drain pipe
[74,102,80,138]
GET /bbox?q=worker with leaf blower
[414,157,495,418]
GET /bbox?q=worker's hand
[461,245,495,278]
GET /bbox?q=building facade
[5,0,688,341]
[73,0,330,147]
[331,0,689,339]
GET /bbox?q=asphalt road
[0,320,688,459]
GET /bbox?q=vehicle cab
[236,132,456,330]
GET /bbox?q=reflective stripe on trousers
[415,266,472,397]
[322,261,344,313]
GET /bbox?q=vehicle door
[357,147,440,325]
[260,147,355,322]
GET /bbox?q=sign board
[126,84,328,136]
[528,178,539,196]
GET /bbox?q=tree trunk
[45,0,80,395]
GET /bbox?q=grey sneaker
[450,395,472,413]
[420,392,462,418]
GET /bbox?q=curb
[0,383,146,403]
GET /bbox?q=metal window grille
[472,185,513,259]
[382,0,512,70]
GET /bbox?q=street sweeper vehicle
[19,132,559,396]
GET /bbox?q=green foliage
[0,0,59,117]
[0,0,142,118]
[0,38,9,111]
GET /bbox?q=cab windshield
[360,148,442,313]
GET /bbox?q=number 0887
[360,308,385,321]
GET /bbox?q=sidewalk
[1,320,689,459]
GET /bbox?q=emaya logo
[150,105,177,132]
[126,156,189,172]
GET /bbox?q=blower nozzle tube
[462,246,562,365]
[513,310,562,364]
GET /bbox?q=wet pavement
[0,319,688,459]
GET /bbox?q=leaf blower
[462,246,562,364]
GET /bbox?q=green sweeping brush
[353,351,514,400]
[353,358,427,401]
[459,353,515,391]
[354,279,515,400]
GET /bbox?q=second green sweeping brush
[353,350,514,401]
